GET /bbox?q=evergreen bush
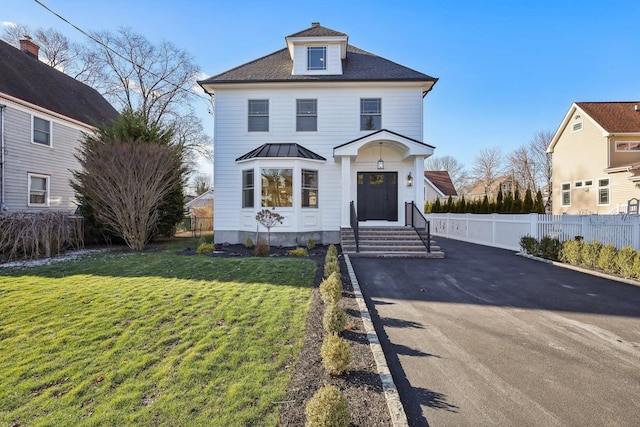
[288,247,309,257]
[539,236,561,260]
[244,237,254,248]
[320,333,352,376]
[560,239,583,265]
[196,243,214,254]
[324,259,340,278]
[519,235,538,256]
[306,237,316,250]
[320,272,342,304]
[323,303,347,334]
[327,244,338,259]
[632,252,640,279]
[615,246,636,278]
[254,239,270,257]
[597,244,618,273]
[581,241,602,269]
[304,384,350,427]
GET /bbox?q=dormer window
[307,47,326,71]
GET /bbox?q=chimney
[19,36,39,60]
[311,22,320,27]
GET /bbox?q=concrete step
[340,226,445,258]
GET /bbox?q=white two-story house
[198,23,437,245]
[0,38,118,213]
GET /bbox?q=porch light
[377,142,384,170]
[407,172,413,187]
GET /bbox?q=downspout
[0,104,6,213]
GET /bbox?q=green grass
[0,246,316,426]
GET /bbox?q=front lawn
[0,248,315,426]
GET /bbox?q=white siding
[1,100,88,212]
[213,85,425,242]
[291,44,343,75]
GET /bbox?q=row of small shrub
[305,244,351,427]
[520,235,640,279]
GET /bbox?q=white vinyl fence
[426,213,640,251]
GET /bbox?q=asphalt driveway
[350,237,640,426]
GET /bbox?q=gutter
[0,104,6,212]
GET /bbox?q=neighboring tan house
[547,102,640,214]
[424,170,457,202]
[465,175,516,202]
[198,23,437,245]
[0,38,118,213]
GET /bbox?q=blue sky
[2,0,639,171]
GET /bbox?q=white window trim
[242,169,255,209]
[614,141,640,152]
[597,177,610,206]
[307,46,327,71]
[247,99,269,133]
[296,99,318,132]
[574,179,594,188]
[301,169,319,209]
[561,182,571,206]
[27,173,50,207]
[31,115,53,147]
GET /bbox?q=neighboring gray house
[198,23,437,245]
[0,38,118,213]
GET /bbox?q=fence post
[634,216,640,250]
[530,213,538,239]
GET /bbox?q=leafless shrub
[0,211,83,261]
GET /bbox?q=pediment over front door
[333,129,434,159]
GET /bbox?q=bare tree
[424,155,470,192]
[191,173,212,196]
[471,146,506,194]
[2,24,79,70]
[530,130,554,211]
[72,139,184,251]
[508,146,536,191]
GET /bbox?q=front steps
[340,226,445,258]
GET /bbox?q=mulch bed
[179,244,392,426]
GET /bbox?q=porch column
[341,156,351,227]
[414,155,425,211]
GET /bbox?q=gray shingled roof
[286,24,347,38]
[236,143,326,161]
[0,40,118,126]
[199,32,437,85]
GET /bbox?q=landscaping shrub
[539,236,561,260]
[327,244,338,259]
[323,303,346,334]
[320,333,352,376]
[306,237,316,250]
[632,253,640,279]
[244,237,254,248]
[597,244,618,273]
[519,235,538,256]
[304,384,350,427]
[560,239,583,265]
[581,241,602,269]
[319,272,342,304]
[254,239,270,257]
[614,246,636,278]
[196,243,214,254]
[288,247,309,257]
[324,259,340,278]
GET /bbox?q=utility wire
[33,0,211,106]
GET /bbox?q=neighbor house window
[296,99,317,131]
[248,100,269,132]
[28,173,49,206]
[302,169,318,208]
[360,98,381,130]
[33,116,51,146]
[261,168,292,207]
[561,183,571,206]
[598,178,610,205]
[307,46,326,70]
[242,169,254,208]
[615,141,640,151]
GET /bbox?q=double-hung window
[301,169,318,208]
[307,46,326,70]
[33,116,51,146]
[28,173,49,206]
[248,100,269,132]
[561,183,571,206]
[242,169,254,208]
[598,178,610,205]
[296,99,317,131]
[360,98,381,130]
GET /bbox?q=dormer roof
[285,22,348,60]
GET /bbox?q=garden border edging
[343,254,409,427]
[515,252,640,288]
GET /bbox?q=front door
[357,172,398,221]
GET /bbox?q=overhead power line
[33,0,211,105]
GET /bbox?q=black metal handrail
[405,201,431,252]
[350,201,359,253]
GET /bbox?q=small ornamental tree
[255,208,284,247]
